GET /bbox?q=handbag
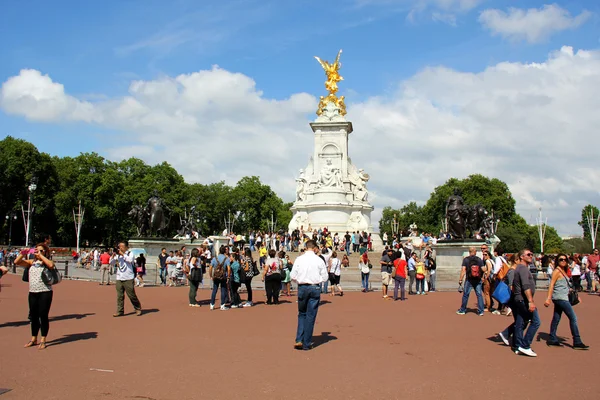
[416,273,424,280]
[492,281,511,304]
[558,269,579,306]
[189,268,203,281]
[41,267,62,285]
[251,260,260,277]
[22,267,29,282]
[238,265,247,283]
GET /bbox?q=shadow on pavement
[536,332,571,347]
[124,308,159,316]
[313,331,338,348]
[0,313,95,329]
[47,331,98,347]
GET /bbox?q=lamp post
[266,211,277,233]
[21,178,37,247]
[585,206,599,249]
[73,200,85,255]
[391,214,399,237]
[224,210,235,235]
[5,211,17,247]
[536,207,547,253]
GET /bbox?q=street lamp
[266,211,277,233]
[21,177,37,247]
[391,214,399,237]
[5,211,17,247]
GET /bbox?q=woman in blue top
[230,253,242,308]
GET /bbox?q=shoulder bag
[558,268,579,306]
[41,266,62,285]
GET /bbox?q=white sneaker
[220,305,229,311]
[243,302,252,308]
[498,332,510,346]
[231,305,238,309]
[517,347,537,357]
[210,304,215,310]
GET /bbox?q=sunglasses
[525,253,533,257]
[558,258,567,262]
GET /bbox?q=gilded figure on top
[314,49,347,116]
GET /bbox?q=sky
[1,0,599,236]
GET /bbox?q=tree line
[378,174,593,254]
[2,136,594,253]
[0,136,292,247]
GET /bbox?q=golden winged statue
[314,49,343,94]
[314,49,347,116]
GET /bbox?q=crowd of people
[1,231,597,355]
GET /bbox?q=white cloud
[355,0,483,24]
[479,4,592,43]
[2,46,600,235]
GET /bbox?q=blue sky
[1,0,599,235]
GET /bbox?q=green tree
[563,238,593,254]
[578,204,600,242]
[0,136,58,246]
[421,174,516,230]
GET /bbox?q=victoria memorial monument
[288,50,381,247]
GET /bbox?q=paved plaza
[0,274,597,400]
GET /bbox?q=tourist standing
[99,249,111,285]
[544,253,589,349]
[135,253,146,287]
[242,248,255,307]
[15,243,56,350]
[380,249,393,300]
[327,251,343,296]
[157,248,168,286]
[407,252,416,295]
[113,241,142,317]
[456,247,484,316]
[230,253,243,308]
[359,252,370,292]
[393,251,407,301]
[263,249,284,304]
[186,248,202,307]
[210,246,231,310]
[291,240,328,351]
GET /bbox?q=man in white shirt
[114,241,142,317]
[291,240,328,351]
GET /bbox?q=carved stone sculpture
[409,222,418,237]
[351,168,369,202]
[318,159,342,188]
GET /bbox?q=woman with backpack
[544,253,589,349]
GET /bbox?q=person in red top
[586,248,599,293]
[393,250,408,301]
[99,249,112,285]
